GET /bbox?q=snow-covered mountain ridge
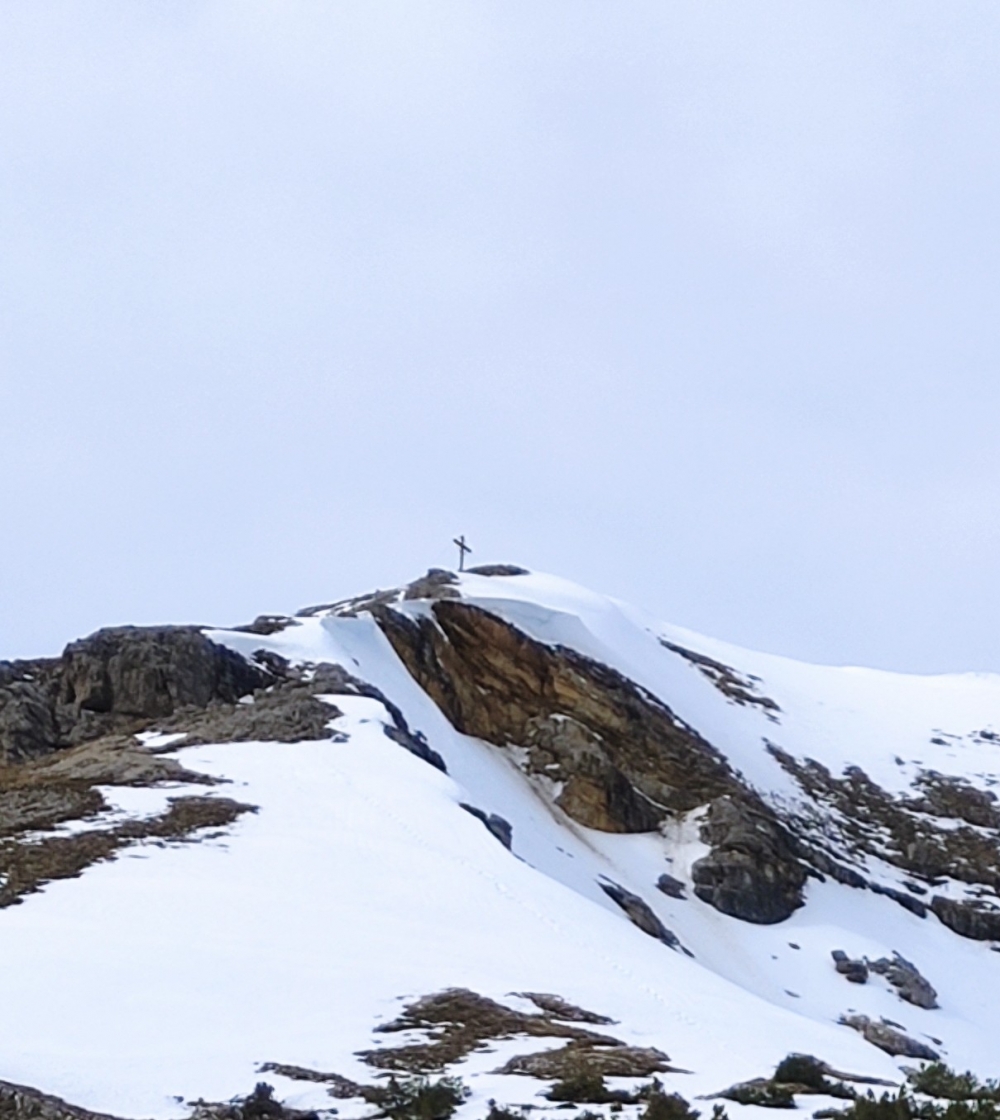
[1,567,999,1119]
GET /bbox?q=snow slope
[1,570,999,1117]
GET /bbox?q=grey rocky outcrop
[598,879,685,950]
[459,803,514,849]
[60,626,266,721]
[868,952,938,1009]
[656,872,686,898]
[0,1077,128,1120]
[831,950,869,984]
[930,895,1000,942]
[840,1015,939,1060]
[0,627,269,763]
[691,795,807,923]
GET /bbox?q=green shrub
[771,1054,854,1100]
[774,1055,830,1091]
[847,1091,916,1120]
[640,1086,703,1120]
[485,1105,526,1120]
[721,1083,795,1109]
[374,1076,469,1120]
[908,1066,1000,1104]
[547,1073,633,1104]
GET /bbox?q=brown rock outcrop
[372,600,733,828]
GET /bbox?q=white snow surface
[2,570,1000,1117]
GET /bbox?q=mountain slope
[1,568,999,1118]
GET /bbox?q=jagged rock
[598,879,683,949]
[930,895,1000,942]
[372,599,735,827]
[768,747,1000,932]
[60,626,268,720]
[868,952,938,1009]
[233,615,298,636]
[0,1076,127,1120]
[459,803,514,849]
[831,950,869,984]
[869,882,928,918]
[656,872,687,899]
[466,564,530,577]
[660,640,781,718]
[402,569,461,601]
[691,795,807,924]
[839,1015,939,1060]
[909,772,1000,829]
[0,676,62,762]
[372,599,809,925]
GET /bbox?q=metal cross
[453,535,472,572]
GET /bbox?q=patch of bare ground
[355,989,625,1073]
[0,795,255,907]
[497,1043,676,1079]
[257,1066,373,1100]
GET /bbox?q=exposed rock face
[372,599,808,923]
[0,663,63,762]
[868,952,938,1009]
[372,600,734,827]
[459,803,514,849]
[466,564,530,577]
[691,795,807,924]
[0,1077,126,1120]
[598,879,684,950]
[0,631,442,775]
[0,628,269,764]
[656,872,686,899]
[831,950,869,984]
[60,626,266,721]
[929,895,1000,942]
[839,1015,939,1060]
[768,744,1000,934]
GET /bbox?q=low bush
[641,1084,715,1120]
[908,1066,1000,1104]
[547,1073,632,1104]
[373,1076,469,1120]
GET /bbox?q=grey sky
[1,1,998,673]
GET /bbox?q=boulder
[839,1015,939,1060]
[691,795,807,923]
[60,626,267,719]
[831,950,869,984]
[931,895,1000,942]
[868,952,938,1009]
[598,879,683,950]
[656,873,687,899]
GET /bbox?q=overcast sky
[1,2,998,673]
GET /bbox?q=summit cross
[453,535,472,572]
